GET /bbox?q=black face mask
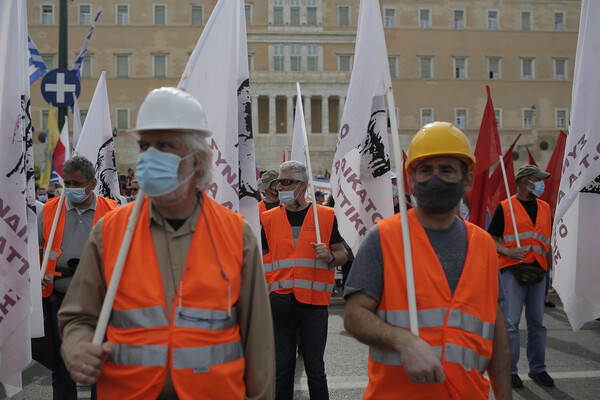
[414,175,465,214]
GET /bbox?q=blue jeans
[272,301,329,400]
[501,270,547,375]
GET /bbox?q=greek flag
[70,6,102,81]
[28,34,47,84]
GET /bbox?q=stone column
[321,95,329,134]
[268,95,276,134]
[304,95,312,134]
[252,95,259,134]
[287,95,294,134]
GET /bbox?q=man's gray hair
[182,132,213,191]
[63,155,95,182]
[280,160,308,182]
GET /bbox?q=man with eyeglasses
[261,160,348,399]
[58,87,275,399]
[487,164,554,389]
[36,155,117,400]
[343,122,511,399]
[126,180,139,203]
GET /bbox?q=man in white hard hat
[58,87,275,399]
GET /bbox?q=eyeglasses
[276,178,300,186]
[130,188,139,193]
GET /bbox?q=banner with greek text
[552,0,600,330]
[0,0,43,395]
[330,0,393,254]
[73,72,120,201]
[179,0,260,238]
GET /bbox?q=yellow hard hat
[406,121,476,173]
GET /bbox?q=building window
[81,56,92,78]
[339,6,350,26]
[116,4,129,25]
[273,0,283,25]
[153,55,167,77]
[494,109,502,129]
[79,109,88,126]
[245,4,252,25]
[383,8,395,28]
[307,44,318,71]
[79,4,91,25]
[555,109,568,129]
[248,54,253,71]
[339,55,352,72]
[386,108,399,129]
[421,108,433,126]
[290,44,301,72]
[523,109,534,129]
[521,58,534,80]
[487,9,498,30]
[42,55,54,70]
[290,0,300,25]
[419,8,431,29]
[41,110,49,132]
[521,10,532,31]
[307,0,317,25]
[455,109,467,129]
[116,55,129,78]
[453,57,467,79]
[191,4,203,25]
[388,57,397,78]
[554,12,565,31]
[41,4,54,25]
[154,4,166,25]
[420,56,433,79]
[554,59,567,80]
[453,9,465,29]
[273,44,284,71]
[488,57,500,79]
[116,109,129,130]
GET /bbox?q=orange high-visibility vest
[41,195,117,297]
[98,196,245,400]
[262,204,334,306]
[258,200,267,217]
[498,196,551,271]
[366,209,498,400]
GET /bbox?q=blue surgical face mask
[135,147,193,197]
[37,195,47,203]
[278,184,299,205]
[65,185,90,204]
[530,180,545,197]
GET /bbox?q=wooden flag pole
[41,191,66,279]
[498,157,521,248]
[92,193,145,345]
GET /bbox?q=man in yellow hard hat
[344,122,511,399]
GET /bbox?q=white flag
[291,89,306,166]
[0,0,43,395]
[74,71,120,201]
[59,116,70,163]
[330,0,394,254]
[179,0,260,237]
[552,0,600,330]
[72,96,82,152]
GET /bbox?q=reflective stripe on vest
[294,279,334,293]
[110,307,237,331]
[110,344,167,366]
[110,306,168,329]
[172,340,244,372]
[48,250,59,261]
[267,280,294,292]
[263,258,329,273]
[262,258,295,273]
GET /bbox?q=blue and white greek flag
[28,35,47,84]
[70,6,102,81]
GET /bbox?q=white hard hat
[128,87,211,137]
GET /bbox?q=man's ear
[463,171,474,193]
[90,178,98,191]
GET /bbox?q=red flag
[539,130,567,215]
[526,146,537,166]
[467,86,502,228]
[402,150,413,195]
[487,134,521,213]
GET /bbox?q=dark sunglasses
[276,178,300,186]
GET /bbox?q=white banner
[552,0,600,330]
[291,89,306,166]
[0,0,43,395]
[179,0,260,237]
[330,0,394,254]
[74,71,120,201]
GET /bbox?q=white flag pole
[498,157,521,247]
[296,83,322,244]
[92,193,145,345]
[386,89,418,336]
[41,191,66,278]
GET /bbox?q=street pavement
[2,293,599,399]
